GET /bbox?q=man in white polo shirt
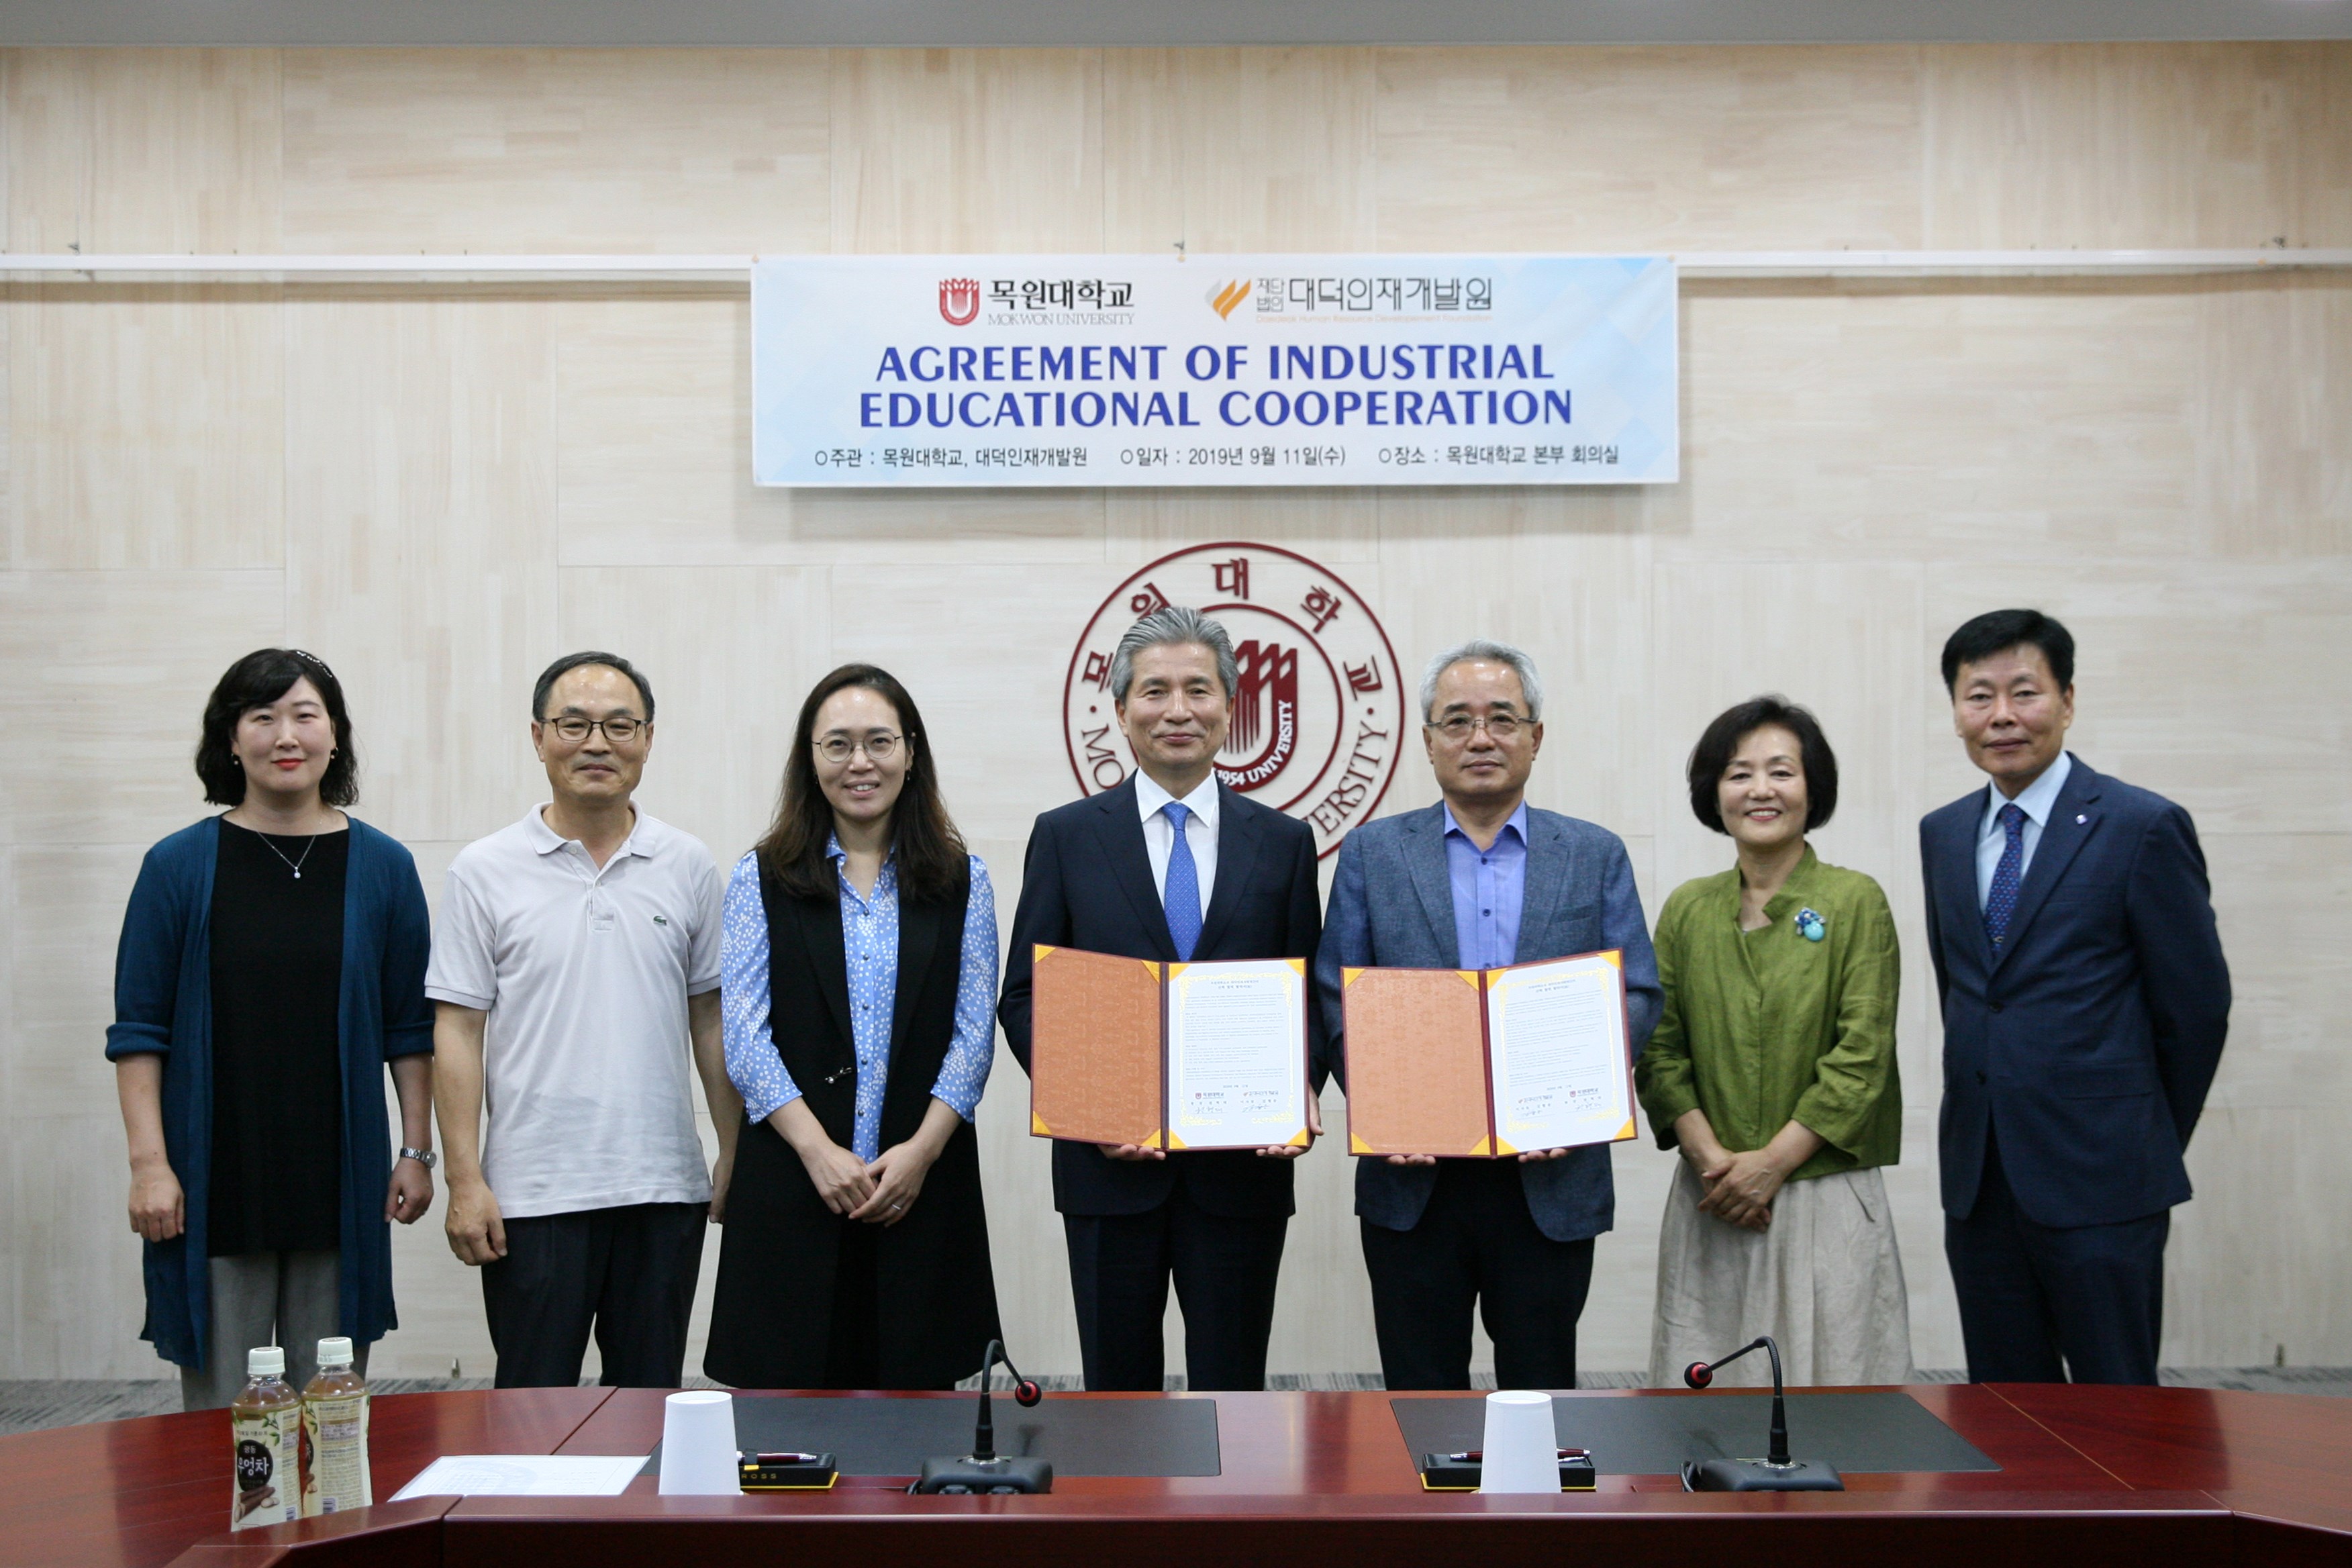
[428,651,741,1387]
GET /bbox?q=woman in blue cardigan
[108,649,437,1409]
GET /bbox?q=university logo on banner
[1063,544,1405,857]
[753,253,1677,487]
[938,277,982,326]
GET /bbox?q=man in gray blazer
[1315,639,1661,1390]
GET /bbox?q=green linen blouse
[1634,845,1902,1181]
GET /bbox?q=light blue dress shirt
[1975,750,2074,912]
[720,843,999,1163]
[1441,800,1530,971]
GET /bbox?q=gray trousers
[180,1251,369,1411]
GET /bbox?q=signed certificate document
[1030,946,1311,1152]
[1484,954,1635,1153]
[1342,950,1636,1157]
[1166,959,1310,1149]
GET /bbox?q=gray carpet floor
[4,1367,2345,1437]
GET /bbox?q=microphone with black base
[914,1339,1052,1495]
[1677,1335,1845,1492]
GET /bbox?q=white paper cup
[656,1390,742,1496]
[1477,1389,1559,1494]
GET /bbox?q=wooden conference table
[9,1384,2350,1568]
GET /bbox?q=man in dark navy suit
[1000,606,1322,1392]
[1922,609,2229,1385]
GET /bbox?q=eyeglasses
[544,716,646,744]
[815,732,903,765]
[1426,714,1527,742]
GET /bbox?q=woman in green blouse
[1636,697,1914,1387]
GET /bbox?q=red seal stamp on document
[1062,542,1406,858]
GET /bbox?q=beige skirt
[1648,1159,1916,1388]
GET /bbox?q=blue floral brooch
[1795,908,1827,942]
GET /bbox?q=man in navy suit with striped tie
[1001,606,1324,1392]
[1922,609,2229,1385]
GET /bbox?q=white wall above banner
[751,254,1677,487]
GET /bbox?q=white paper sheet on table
[391,1454,648,1500]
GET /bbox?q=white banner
[752,254,1676,487]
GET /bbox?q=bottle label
[300,1391,373,1516]
[230,1404,301,1529]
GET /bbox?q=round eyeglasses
[815,732,903,765]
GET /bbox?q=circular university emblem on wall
[1062,542,1407,858]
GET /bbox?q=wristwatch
[399,1146,438,1169]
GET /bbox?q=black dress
[703,862,1001,1390]
[208,822,348,1257]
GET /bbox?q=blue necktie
[1984,801,2027,948]
[1162,801,1202,961]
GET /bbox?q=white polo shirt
[426,805,723,1219]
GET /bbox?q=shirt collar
[524,803,654,859]
[824,831,897,867]
[1440,799,1529,850]
[1759,844,1823,918]
[826,832,897,898]
[1136,770,1220,829]
[1981,750,2073,837]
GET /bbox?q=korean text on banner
[752,254,1677,488]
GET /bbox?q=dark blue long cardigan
[106,816,434,1369]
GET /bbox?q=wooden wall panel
[281,50,830,254]
[0,569,285,846]
[554,296,1103,567]
[7,289,284,569]
[831,49,1102,253]
[1108,48,1378,253]
[1375,46,1924,252]
[283,297,559,846]
[3,51,285,570]
[1918,560,2352,836]
[4,42,2349,1381]
[555,565,834,874]
[1923,44,2352,249]
[5,848,167,1377]
[1676,281,2201,562]
[2192,275,2352,559]
[3,49,281,254]
[1367,513,1656,839]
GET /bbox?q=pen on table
[746,1452,824,1464]
[1440,1449,1579,1461]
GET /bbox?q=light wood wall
[3,43,2347,1381]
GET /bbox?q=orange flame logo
[1206,280,1251,320]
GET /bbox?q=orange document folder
[1029,945,1312,1153]
[1341,950,1638,1158]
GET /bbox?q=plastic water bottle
[228,1345,301,1529]
[299,1336,372,1515]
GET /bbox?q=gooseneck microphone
[1678,1336,1845,1493]
[1683,1336,1792,1466]
[970,1338,1044,1463]
[914,1340,1054,1495]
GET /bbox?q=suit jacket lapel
[1402,805,1462,969]
[1991,756,2103,972]
[1093,781,1179,963]
[1193,784,1261,959]
[1937,790,1994,975]
[1516,810,1573,965]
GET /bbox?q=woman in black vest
[705,664,1003,1389]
